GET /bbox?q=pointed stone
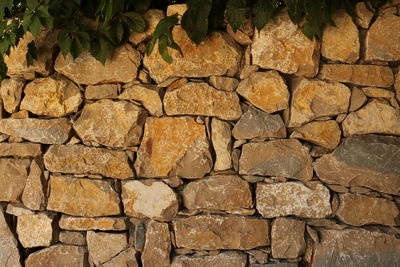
[0,142,41,157]
[25,245,88,267]
[59,215,127,231]
[17,213,54,248]
[271,218,306,259]
[22,160,46,210]
[171,251,247,267]
[142,221,171,267]
[349,87,367,112]
[355,2,374,28]
[0,209,21,267]
[0,77,24,113]
[0,158,30,202]
[119,84,163,116]
[211,118,233,171]
[85,84,119,100]
[101,248,138,267]
[87,231,128,266]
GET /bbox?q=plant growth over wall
[0,0,389,79]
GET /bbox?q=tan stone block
[59,215,127,231]
[17,213,54,248]
[119,84,163,116]
[271,218,306,258]
[87,231,128,266]
[142,221,171,267]
[0,158,30,202]
[25,244,88,267]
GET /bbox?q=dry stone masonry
[0,4,400,267]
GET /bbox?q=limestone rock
[321,10,359,63]
[20,76,82,117]
[47,175,121,217]
[366,9,400,61]
[142,221,171,267]
[17,213,53,248]
[0,209,21,267]
[0,118,71,144]
[44,145,133,179]
[232,107,286,139]
[226,19,253,45]
[319,64,394,87]
[314,135,400,195]
[135,117,212,178]
[0,158,30,202]
[336,193,399,226]
[22,160,46,210]
[290,120,341,149]
[236,71,289,113]
[122,180,178,221]
[250,264,298,267]
[342,99,400,136]
[361,87,395,99]
[396,70,399,101]
[0,78,24,113]
[144,26,242,83]
[164,82,242,120]
[59,231,87,246]
[239,140,313,181]
[349,87,367,112]
[166,4,187,17]
[119,84,163,116]
[288,78,350,127]
[25,245,88,267]
[5,203,34,216]
[271,218,306,258]
[85,84,119,99]
[59,215,127,231]
[312,229,400,267]
[129,9,165,45]
[211,118,232,171]
[101,248,138,267]
[256,182,332,218]
[55,45,141,85]
[173,215,270,250]
[181,175,252,211]
[251,11,320,77]
[355,2,374,28]
[171,251,247,267]
[0,142,41,157]
[73,99,147,147]
[209,76,239,91]
[87,231,128,266]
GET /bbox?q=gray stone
[0,209,21,267]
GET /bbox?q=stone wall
[1,2,400,267]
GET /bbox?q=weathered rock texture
[86,231,128,265]
[0,78,24,113]
[271,218,306,258]
[25,245,88,267]
[0,158,30,202]
[171,252,247,267]
[59,215,127,231]
[142,221,171,267]
[211,118,233,170]
[17,213,53,248]
[119,84,163,116]
[0,209,21,267]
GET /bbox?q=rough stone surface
[0,142,41,157]
[252,11,320,77]
[173,215,270,250]
[256,182,332,218]
[171,252,247,267]
[129,9,165,45]
[47,175,121,217]
[288,78,350,127]
[319,64,394,88]
[44,145,133,179]
[17,213,53,248]
[135,117,212,178]
[239,140,313,181]
[144,26,242,83]
[122,179,178,221]
[0,118,71,144]
[236,71,289,113]
[73,99,147,147]
[21,160,46,210]
[119,84,163,116]
[271,218,306,258]
[342,99,400,136]
[312,229,400,267]
[361,87,395,99]
[0,209,21,267]
[164,82,242,120]
[59,215,127,231]
[355,2,374,28]
[0,158,30,202]
[5,203,34,216]
[290,120,341,149]
[141,221,171,267]
[85,84,119,100]
[0,78,24,113]
[181,175,252,211]
[25,245,88,267]
[211,118,232,171]
[314,135,400,195]
[55,45,141,85]
[87,231,128,266]
[209,76,239,91]
[101,248,138,267]
[349,87,367,112]
[59,231,87,246]
[396,70,399,101]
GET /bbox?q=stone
[181,175,253,211]
[0,118,71,144]
[312,228,400,267]
[25,245,88,267]
[239,140,313,181]
[166,4,187,17]
[87,231,128,266]
[85,84,119,99]
[164,82,242,120]
[342,99,400,136]
[73,99,147,147]
[250,264,298,267]
[321,10,359,63]
[209,76,239,91]
[130,221,145,251]
[122,180,178,221]
[288,78,350,127]
[290,120,341,149]
[365,9,400,61]
[211,118,233,171]
[171,251,247,267]
[0,158,30,202]
[47,175,121,217]
[6,203,34,216]
[361,87,395,99]
[55,44,141,85]
[59,215,127,231]
[0,209,21,267]
[142,221,171,267]
[336,193,399,226]
[271,218,306,259]
[236,71,289,113]
[396,70,399,101]
[232,107,286,140]
[0,78,24,113]
[22,160,46,211]
[135,117,212,178]
[101,248,138,267]
[59,231,87,246]
[251,11,320,77]
[129,9,165,45]
[314,135,400,195]
[319,64,394,88]
[173,215,270,250]
[144,26,242,83]
[256,182,332,218]
[240,65,259,79]
[355,2,374,28]
[11,110,29,119]
[119,84,163,116]
[0,142,41,157]
[349,87,367,112]
[44,145,134,179]
[17,213,53,248]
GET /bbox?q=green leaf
[70,37,83,59]
[90,37,110,65]
[253,0,279,31]
[226,0,247,32]
[29,15,42,36]
[58,30,72,56]
[146,14,179,56]
[181,0,213,44]
[158,35,172,64]
[76,31,91,49]
[0,0,13,17]
[0,55,7,80]
[0,38,10,54]
[301,21,319,40]
[209,0,228,30]
[27,0,38,10]
[133,0,151,13]
[286,0,305,24]
[124,12,145,32]
[26,40,38,66]
[23,11,33,31]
